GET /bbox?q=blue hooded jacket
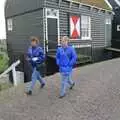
[56,46,77,73]
[27,46,45,68]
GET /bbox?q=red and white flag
[70,16,80,39]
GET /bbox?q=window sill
[82,38,92,40]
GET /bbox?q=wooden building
[5,0,113,82]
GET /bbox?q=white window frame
[81,15,91,40]
[45,8,60,52]
[105,17,112,47]
[7,18,13,31]
[105,18,111,25]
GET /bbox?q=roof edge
[104,0,113,10]
[114,0,120,7]
[65,0,113,13]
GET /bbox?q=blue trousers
[60,72,74,96]
[29,68,45,91]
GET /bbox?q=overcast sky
[0,0,6,39]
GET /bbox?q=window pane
[81,16,91,39]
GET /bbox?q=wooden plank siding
[5,0,44,18]
[6,10,44,53]
[45,0,112,48]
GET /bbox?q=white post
[12,67,17,86]
[0,60,20,86]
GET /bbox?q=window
[105,17,112,47]
[7,19,13,31]
[81,16,91,40]
[106,18,111,25]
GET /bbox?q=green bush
[0,54,9,73]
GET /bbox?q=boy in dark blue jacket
[56,36,77,98]
[26,37,45,95]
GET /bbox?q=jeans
[60,72,74,96]
[29,67,45,91]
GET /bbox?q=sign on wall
[70,16,80,39]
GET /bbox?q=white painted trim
[105,15,112,47]
[81,16,91,40]
[82,38,92,40]
[12,67,17,86]
[45,8,48,52]
[7,18,13,31]
[114,0,120,7]
[105,17,107,47]
[104,0,113,10]
[46,8,59,19]
[45,8,60,51]
[0,60,20,86]
[46,16,58,19]
[89,16,91,40]
[80,44,91,48]
[105,17,112,25]
[57,11,60,46]
[43,8,46,54]
[72,44,92,48]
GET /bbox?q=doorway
[46,8,60,52]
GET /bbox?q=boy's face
[61,39,68,47]
[31,40,37,47]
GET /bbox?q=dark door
[47,18,58,50]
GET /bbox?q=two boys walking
[26,36,77,98]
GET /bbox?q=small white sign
[117,25,120,31]
[7,19,13,31]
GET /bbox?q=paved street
[0,58,120,120]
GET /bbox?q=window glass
[81,16,91,39]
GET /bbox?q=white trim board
[114,0,120,7]
[45,8,60,51]
[104,0,113,10]
[64,0,113,13]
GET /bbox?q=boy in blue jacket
[56,36,77,98]
[26,36,46,95]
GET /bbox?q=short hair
[30,36,39,44]
[62,36,69,42]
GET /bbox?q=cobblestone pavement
[0,58,120,120]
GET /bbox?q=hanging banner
[70,16,80,39]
